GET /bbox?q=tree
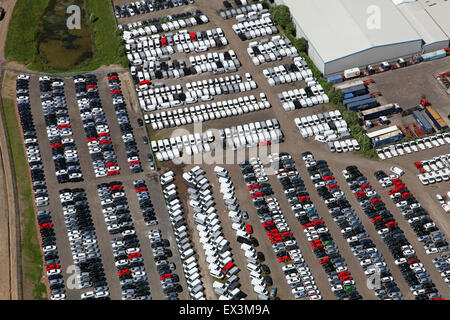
[270,5,291,29]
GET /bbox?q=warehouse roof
[281,0,422,63]
[417,0,450,38]
[395,0,449,46]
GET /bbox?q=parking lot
[7,0,450,300]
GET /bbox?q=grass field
[5,0,127,72]
[1,97,47,300]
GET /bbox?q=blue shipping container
[343,94,372,106]
[413,110,434,134]
[362,106,396,120]
[343,93,354,100]
[327,75,343,84]
[347,98,377,111]
[341,84,368,96]
[372,133,403,148]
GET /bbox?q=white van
[390,166,404,176]
[180,248,195,260]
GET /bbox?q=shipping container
[413,110,434,134]
[335,80,364,90]
[340,84,368,97]
[346,98,377,111]
[359,103,397,120]
[343,93,372,106]
[372,133,404,148]
[424,106,449,131]
[421,49,447,62]
[327,74,343,84]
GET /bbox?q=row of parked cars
[59,188,110,299]
[345,167,441,300]
[121,10,208,38]
[16,75,49,207]
[107,73,143,174]
[144,92,270,129]
[133,180,158,226]
[221,119,284,151]
[274,152,362,300]
[147,228,182,299]
[240,157,319,299]
[432,254,450,288]
[220,1,268,20]
[73,74,121,178]
[96,182,151,300]
[115,0,194,19]
[152,130,214,162]
[248,36,297,66]
[416,153,450,185]
[39,77,83,183]
[161,177,206,300]
[263,64,304,87]
[184,167,245,298]
[376,171,449,256]
[185,73,257,101]
[214,165,270,299]
[304,152,403,299]
[233,11,278,41]
[376,133,450,160]
[37,210,66,300]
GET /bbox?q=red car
[328,184,339,189]
[129,160,140,166]
[323,175,334,181]
[98,132,110,137]
[246,224,253,234]
[262,221,274,228]
[251,192,263,198]
[107,170,120,176]
[337,270,350,276]
[298,195,310,202]
[100,139,112,145]
[222,261,235,274]
[386,221,398,228]
[46,264,60,271]
[40,223,53,229]
[128,252,142,259]
[118,269,130,276]
[136,186,147,192]
[360,184,371,190]
[354,191,366,197]
[110,184,122,191]
[160,274,171,280]
[139,80,150,86]
[312,219,324,226]
[370,198,381,204]
[106,162,118,168]
[371,216,382,223]
[161,37,167,47]
[190,32,197,41]
[248,184,260,190]
[278,255,291,263]
[318,257,329,264]
[87,136,98,143]
[57,124,71,129]
[407,258,420,264]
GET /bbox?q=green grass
[5,0,127,72]
[4,0,51,65]
[1,98,47,300]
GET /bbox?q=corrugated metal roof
[367,125,400,138]
[395,0,448,46]
[417,0,450,38]
[280,0,423,63]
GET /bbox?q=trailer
[340,84,368,97]
[327,74,343,84]
[346,98,378,111]
[359,103,397,120]
[424,106,449,131]
[413,110,434,134]
[343,93,372,106]
[335,80,364,91]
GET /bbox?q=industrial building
[275,0,450,76]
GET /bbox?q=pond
[36,0,94,71]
